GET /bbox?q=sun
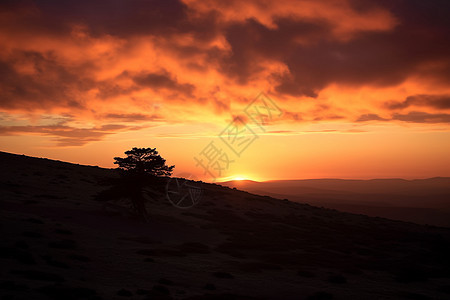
[232,176,248,181]
[218,174,259,182]
[225,175,255,182]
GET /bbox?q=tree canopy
[114,147,174,177]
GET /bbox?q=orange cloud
[0,0,449,179]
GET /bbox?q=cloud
[198,0,450,97]
[184,0,397,36]
[0,51,93,111]
[356,114,388,122]
[282,111,303,122]
[0,0,191,38]
[103,113,161,122]
[0,123,143,146]
[313,115,344,121]
[132,70,195,97]
[356,111,450,123]
[392,111,450,124]
[0,0,450,147]
[386,94,450,110]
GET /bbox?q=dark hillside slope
[1,151,450,299]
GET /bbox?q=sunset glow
[231,177,249,182]
[220,175,255,182]
[0,0,449,181]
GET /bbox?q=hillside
[1,151,450,299]
[221,178,450,227]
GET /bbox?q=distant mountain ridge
[221,177,450,227]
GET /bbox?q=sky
[0,0,450,181]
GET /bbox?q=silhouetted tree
[96,147,174,221]
[114,147,174,177]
